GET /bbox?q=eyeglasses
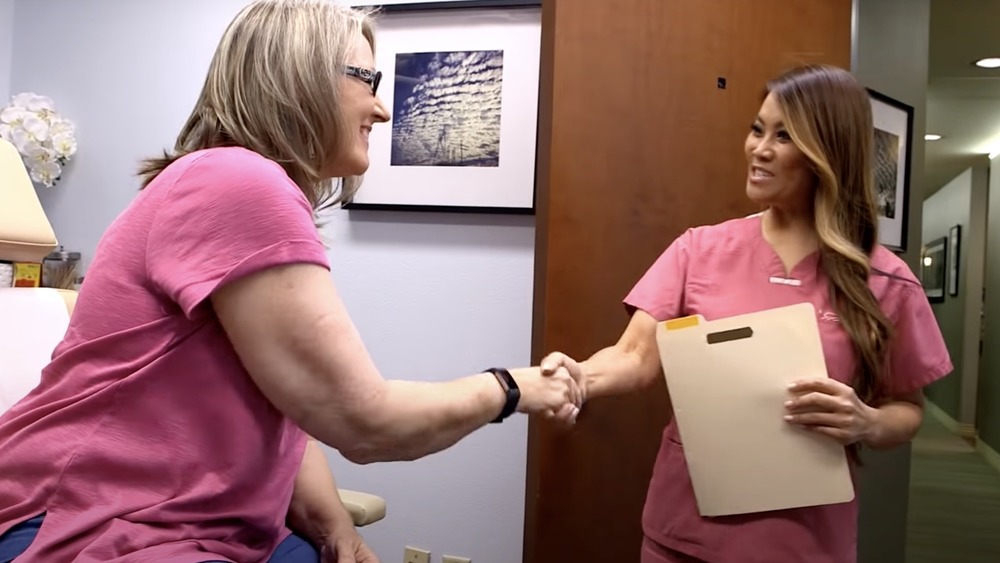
[346,65,382,96]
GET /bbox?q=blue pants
[0,514,320,563]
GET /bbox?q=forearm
[862,400,924,450]
[287,439,355,546]
[583,345,660,400]
[340,370,509,464]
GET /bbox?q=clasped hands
[527,352,878,445]
[512,352,587,426]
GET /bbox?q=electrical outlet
[403,546,430,563]
[442,556,472,563]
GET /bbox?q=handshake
[506,352,587,426]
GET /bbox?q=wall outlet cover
[442,556,472,563]
[403,546,430,563]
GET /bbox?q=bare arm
[212,263,579,464]
[863,391,925,450]
[543,309,663,401]
[287,439,356,546]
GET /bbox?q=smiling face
[744,93,815,212]
[323,32,390,178]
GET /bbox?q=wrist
[296,510,351,548]
[859,404,882,447]
[579,360,598,399]
[484,367,522,422]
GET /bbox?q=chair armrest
[55,289,77,315]
[337,488,386,527]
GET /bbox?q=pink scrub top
[625,214,953,563]
[0,147,330,562]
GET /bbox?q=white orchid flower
[0,106,27,125]
[2,92,76,188]
[29,160,61,187]
[52,132,77,158]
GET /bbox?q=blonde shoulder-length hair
[138,0,376,211]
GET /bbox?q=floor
[906,413,1000,562]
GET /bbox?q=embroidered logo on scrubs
[818,310,839,323]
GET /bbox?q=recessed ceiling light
[975,57,1000,68]
[924,134,942,141]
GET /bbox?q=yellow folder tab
[663,315,701,330]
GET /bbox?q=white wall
[8,1,534,562]
[0,0,13,103]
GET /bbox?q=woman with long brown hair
[542,64,952,562]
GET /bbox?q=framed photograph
[868,88,914,254]
[921,236,947,304]
[948,224,962,297]
[344,0,542,214]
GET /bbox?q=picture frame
[948,224,961,297]
[344,0,542,214]
[921,236,947,304]
[868,88,914,254]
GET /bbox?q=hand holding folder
[655,302,854,517]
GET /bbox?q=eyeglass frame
[345,65,382,96]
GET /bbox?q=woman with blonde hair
[542,64,952,562]
[0,1,581,562]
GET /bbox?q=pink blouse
[0,147,330,562]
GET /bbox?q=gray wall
[852,0,930,561]
[0,0,13,103]
[6,1,534,562]
[978,157,1000,453]
[921,165,988,428]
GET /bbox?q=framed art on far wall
[948,224,962,297]
[343,0,542,214]
[921,236,947,304]
[868,88,914,254]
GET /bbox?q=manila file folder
[655,302,854,517]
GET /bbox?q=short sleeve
[146,149,331,318]
[885,282,954,396]
[623,228,691,321]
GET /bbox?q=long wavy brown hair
[766,65,894,420]
[137,0,377,212]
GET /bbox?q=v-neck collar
[749,214,820,283]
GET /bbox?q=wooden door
[525,1,852,561]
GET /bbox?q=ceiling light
[924,134,942,141]
[975,57,1000,68]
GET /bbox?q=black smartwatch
[485,367,520,423]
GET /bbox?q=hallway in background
[907,409,1000,561]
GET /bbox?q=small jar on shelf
[41,246,82,290]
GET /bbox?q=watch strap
[486,367,520,423]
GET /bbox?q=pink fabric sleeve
[623,229,692,321]
[885,282,954,396]
[146,150,331,317]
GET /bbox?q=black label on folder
[706,326,754,344]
